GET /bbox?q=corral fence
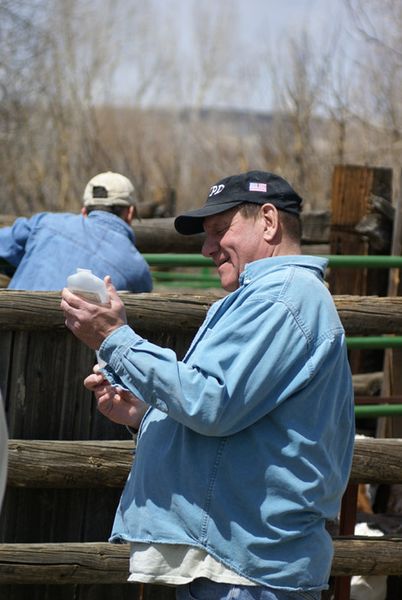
[1,162,402,600]
[1,291,402,600]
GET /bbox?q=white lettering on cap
[208,184,225,197]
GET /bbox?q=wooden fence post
[381,168,402,439]
[328,164,394,600]
[329,164,393,374]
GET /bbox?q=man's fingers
[83,374,97,390]
[61,287,85,308]
[84,372,105,390]
[104,276,121,303]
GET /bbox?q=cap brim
[174,199,240,235]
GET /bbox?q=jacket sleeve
[128,251,153,292]
[0,215,42,267]
[100,297,322,436]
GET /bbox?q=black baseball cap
[174,170,303,235]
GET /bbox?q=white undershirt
[128,543,257,586]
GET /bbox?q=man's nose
[201,237,217,257]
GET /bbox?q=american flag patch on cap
[249,182,267,192]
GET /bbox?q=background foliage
[1,0,402,217]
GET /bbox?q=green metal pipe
[145,254,211,266]
[154,280,218,289]
[326,255,402,268]
[152,271,219,283]
[354,404,402,418]
[152,273,220,288]
[144,254,402,268]
[346,337,402,349]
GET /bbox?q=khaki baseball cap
[83,171,136,207]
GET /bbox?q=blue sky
[236,0,348,35]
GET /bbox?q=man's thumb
[104,275,118,299]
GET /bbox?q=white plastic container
[67,268,109,367]
[67,268,109,304]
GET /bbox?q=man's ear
[126,206,135,223]
[261,203,279,242]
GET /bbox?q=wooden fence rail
[1,291,402,596]
[6,438,402,488]
[0,213,331,254]
[1,437,402,584]
[2,290,402,336]
[1,537,402,584]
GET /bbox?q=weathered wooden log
[0,216,203,253]
[7,440,134,488]
[332,295,402,336]
[301,210,331,243]
[351,437,402,483]
[134,218,205,252]
[0,213,331,253]
[0,274,9,288]
[331,536,402,576]
[370,193,395,221]
[0,290,221,333]
[355,213,393,252]
[301,243,330,255]
[0,542,129,584]
[0,215,17,227]
[7,438,402,488]
[134,213,331,248]
[0,537,401,583]
[352,372,383,396]
[1,291,402,336]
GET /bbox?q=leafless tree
[344,0,402,167]
[4,0,402,221]
[261,28,336,209]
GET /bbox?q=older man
[0,171,152,292]
[61,170,355,600]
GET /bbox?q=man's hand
[61,276,127,350]
[84,365,148,428]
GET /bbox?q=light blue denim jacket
[100,255,355,592]
[0,211,152,292]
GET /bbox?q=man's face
[202,207,267,292]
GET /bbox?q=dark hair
[278,211,302,243]
[238,202,301,243]
[85,205,127,218]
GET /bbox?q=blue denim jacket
[0,210,152,292]
[100,256,355,592]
